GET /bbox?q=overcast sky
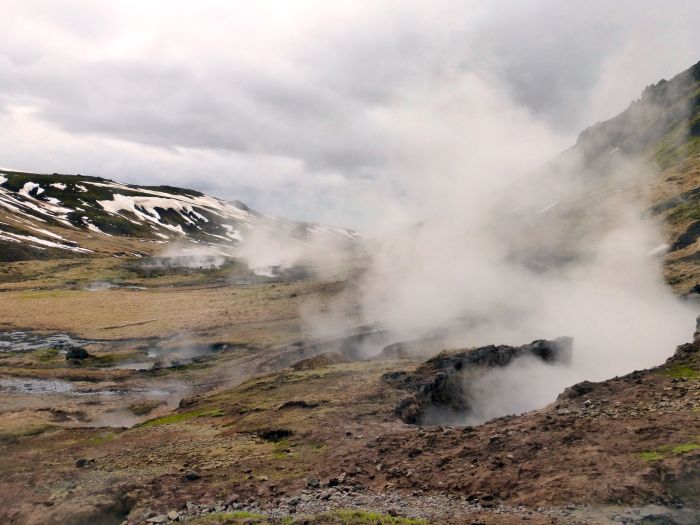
[1,0,699,230]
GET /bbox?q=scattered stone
[65,346,90,361]
[306,475,320,488]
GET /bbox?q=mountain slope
[0,170,358,261]
[495,60,700,294]
[576,61,700,292]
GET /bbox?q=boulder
[65,346,90,361]
[386,337,573,424]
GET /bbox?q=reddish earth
[1,330,700,524]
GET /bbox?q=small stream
[0,330,95,352]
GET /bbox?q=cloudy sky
[1,0,699,230]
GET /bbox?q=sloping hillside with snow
[0,169,359,261]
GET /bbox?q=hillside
[496,60,700,294]
[0,170,358,262]
[575,60,700,293]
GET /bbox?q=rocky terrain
[1,62,700,525]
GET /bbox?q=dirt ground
[1,258,700,524]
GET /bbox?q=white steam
[305,68,697,424]
[234,221,360,278]
[151,243,226,269]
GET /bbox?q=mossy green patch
[662,365,699,379]
[298,510,428,524]
[137,408,223,428]
[669,443,700,454]
[86,431,119,446]
[639,440,700,461]
[184,511,268,524]
[639,451,664,462]
[271,439,296,460]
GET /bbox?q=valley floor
[0,258,699,524]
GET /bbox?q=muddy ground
[1,258,700,525]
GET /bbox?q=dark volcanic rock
[64,346,90,361]
[387,337,573,424]
[184,471,201,481]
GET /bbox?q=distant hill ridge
[0,170,358,261]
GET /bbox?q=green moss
[662,365,700,379]
[137,408,223,428]
[639,451,664,462]
[185,511,268,524]
[669,443,700,454]
[298,510,428,524]
[639,440,700,461]
[86,431,118,446]
[271,439,296,460]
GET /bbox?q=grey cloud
[1,1,700,228]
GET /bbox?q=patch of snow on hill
[0,229,91,253]
[97,193,202,235]
[27,226,66,240]
[20,182,44,197]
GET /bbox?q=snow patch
[0,230,91,252]
[20,182,44,198]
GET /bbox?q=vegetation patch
[0,424,57,444]
[137,408,223,428]
[184,511,268,524]
[35,348,60,362]
[662,365,700,379]
[297,510,428,524]
[638,440,700,461]
[86,430,119,446]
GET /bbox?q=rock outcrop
[385,337,573,424]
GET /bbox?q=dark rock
[305,476,320,488]
[257,428,292,442]
[276,400,319,410]
[184,471,201,481]
[558,380,596,400]
[389,337,573,424]
[670,221,700,252]
[75,458,94,468]
[65,346,90,360]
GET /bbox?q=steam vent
[387,338,573,425]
